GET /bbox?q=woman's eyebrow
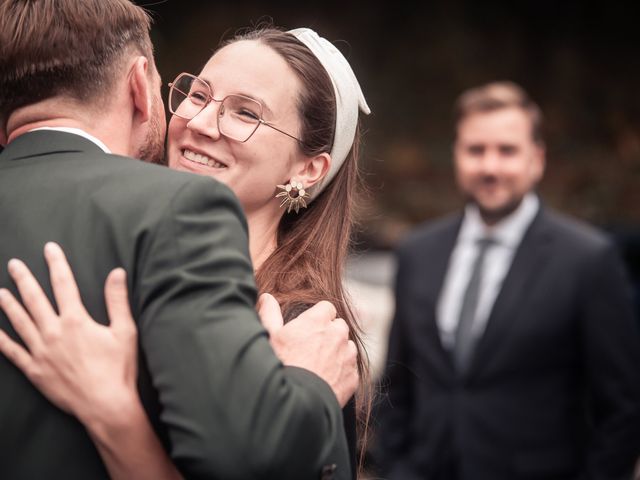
[235,91,274,117]
[198,75,274,116]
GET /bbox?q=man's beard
[463,175,524,225]
[476,199,522,225]
[137,96,166,165]
[467,190,524,225]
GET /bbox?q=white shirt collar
[30,127,111,153]
[459,193,540,248]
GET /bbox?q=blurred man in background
[374,81,640,480]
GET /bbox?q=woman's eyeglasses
[168,72,301,143]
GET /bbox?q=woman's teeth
[183,149,225,168]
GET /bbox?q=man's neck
[463,193,539,246]
[5,99,131,157]
[8,118,87,144]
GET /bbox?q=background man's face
[454,107,545,224]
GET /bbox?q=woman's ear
[128,56,152,124]
[291,152,331,188]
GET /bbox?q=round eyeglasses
[168,72,302,144]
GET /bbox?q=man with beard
[374,81,640,480]
[0,1,355,479]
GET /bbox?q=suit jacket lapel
[422,217,462,381]
[466,208,554,380]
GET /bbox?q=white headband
[287,28,371,201]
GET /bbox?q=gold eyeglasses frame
[167,72,302,144]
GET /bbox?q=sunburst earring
[276,179,310,213]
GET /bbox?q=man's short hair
[454,81,544,145]
[0,0,153,127]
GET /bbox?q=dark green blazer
[0,130,350,480]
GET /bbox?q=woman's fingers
[256,293,284,335]
[0,288,42,351]
[294,300,337,325]
[104,268,135,337]
[0,328,34,376]
[7,258,58,330]
[44,242,88,318]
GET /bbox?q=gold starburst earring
[276,179,310,213]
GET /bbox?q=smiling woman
[167,39,309,222]
[165,29,373,475]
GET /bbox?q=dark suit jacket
[376,206,640,480]
[0,131,350,480]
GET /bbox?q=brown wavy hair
[223,27,372,476]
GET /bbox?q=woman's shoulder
[283,302,314,323]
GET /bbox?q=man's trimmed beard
[137,95,166,165]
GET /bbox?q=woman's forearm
[0,251,183,479]
[83,392,183,480]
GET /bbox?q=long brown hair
[224,27,372,474]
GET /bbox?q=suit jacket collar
[421,215,464,382]
[0,130,106,165]
[29,127,111,153]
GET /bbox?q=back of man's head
[0,0,153,130]
[453,81,544,146]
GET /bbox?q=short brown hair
[0,0,153,127]
[454,81,544,145]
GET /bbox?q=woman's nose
[186,101,223,140]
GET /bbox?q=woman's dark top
[285,303,358,479]
[343,396,357,478]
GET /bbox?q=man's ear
[128,56,152,124]
[532,143,546,182]
[291,152,331,188]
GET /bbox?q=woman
[0,26,371,478]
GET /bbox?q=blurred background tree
[146,0,640,251]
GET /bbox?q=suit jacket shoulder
[397,213,462,259]
[539,207,614,254]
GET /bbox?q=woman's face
[167,40,306,216]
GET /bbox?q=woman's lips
[182,149,226,168]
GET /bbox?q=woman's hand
[0,242,139,426]
[257,293,359,407]
[0,242,182,480]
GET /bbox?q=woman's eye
[189,91,209,104]
[239,109,260,120]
